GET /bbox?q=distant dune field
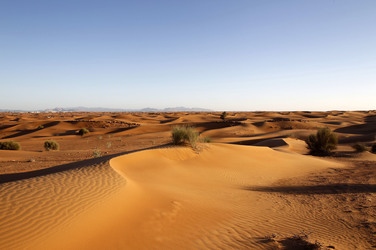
[0,111,375,249]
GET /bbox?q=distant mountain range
[0,106,212,113]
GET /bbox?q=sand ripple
[0,162,126,249]
[0,143,372,249]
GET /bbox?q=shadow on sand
[0,144,169,184]
[245,183,376,195]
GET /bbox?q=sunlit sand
[0,111,375,249]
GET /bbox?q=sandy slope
[1,111,376,249]
[9,143,362,249]
[0,161,126,249]
[1,111,375,174]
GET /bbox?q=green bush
[78,128,89,136]
[352,143,368,152]
[371,144,376,154]
[220,111,227,121]
[93,150,102,158]
[172,126,199,147]
[44,140,59,151]
[0,141,21,150]
[306,127,338,156]
[200,137,212,143]
[38,125,44,129]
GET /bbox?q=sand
[0,111,376,249]
[0,162,126,249]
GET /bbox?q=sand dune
[0,161,126,249]
[5,143,360,249]
[1,111,376,249]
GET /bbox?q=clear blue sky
[1,0,375,111]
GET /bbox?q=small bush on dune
[371,144,376,154]
[306,127,337,156]
[352,143,368,152]
[220,111,227,121]
[38,125,44,129]
[93,149,102,158]
[78,128,89,136]
[186,128,199,147]
[172,126,199,147]
[44,140,59,151]
[172,127,186,145]
[0,141,21,150]
[200,137,212,143]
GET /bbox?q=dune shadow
[54,129,78,136]
[365,114,376,123]
[195,121,243,132]
[321,121,342,125]
[229,136,286,146]
[2,121,60,139]
[3,129,40,139]
[160,118,179,124]
[335,124,376,135]
[106,127,136,134]
[335,114,376,134]
[245,183,376,194]
[0,144,169,184]
[338,133,375,143]
[0,124,17,130]
[301,114,328,119]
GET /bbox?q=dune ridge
[29,143,369,249]
[1,110,375,249]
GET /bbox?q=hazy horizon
[1,1,375,111]
[1,106,376,113]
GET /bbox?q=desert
[1,111,375,249]
[2,1,376,249]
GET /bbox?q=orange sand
[1,111,375,249]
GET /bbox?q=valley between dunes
[0,111,375,249]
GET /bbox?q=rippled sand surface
[0,162,126,249]
[1,143,375,249]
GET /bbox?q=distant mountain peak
[0,107,212,113]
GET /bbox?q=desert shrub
[0,141,21,150]
[306,127,338,156]
[371,144,376,154]
[200,137,212,143]
[352,143,368,152]
[172,127,186,145]
[172,126,199,147]
[38,125,44,129]
[220,111,227,121]
[93,150,102,158]
[44,140,59,151]
[78,128,89,136]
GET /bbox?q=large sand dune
[1,111,376,249]
[1,144,370,249]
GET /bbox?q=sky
[1,0,375,111]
